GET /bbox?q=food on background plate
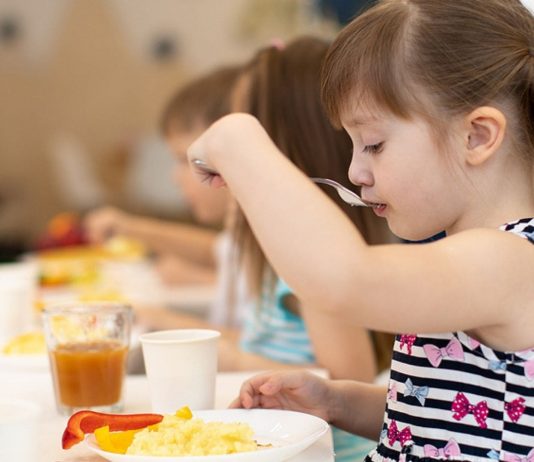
[2,331,46,355]
[36,237,145,288]
[62,407,260,456]
[103,236,145,260]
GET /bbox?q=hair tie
[269,38,285,50]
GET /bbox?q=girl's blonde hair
[322,0,534,159]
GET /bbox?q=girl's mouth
[369,202,387,216]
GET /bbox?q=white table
[0,370,334,461]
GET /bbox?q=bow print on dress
[388,383,398,402]
[423,438,461,459]
[505,397,526,423]
[424,337,465,367]
[489,360,507,373]
[403,378,429,406]
[451,392,489,428]
[503,449,534,462]
[524,360,534,381]
[387,420,412,447]
[399,334,417,355]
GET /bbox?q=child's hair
[160,65,242,135]
[231,36,395,369]
[322,0,534,159]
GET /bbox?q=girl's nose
[348,157,374,187]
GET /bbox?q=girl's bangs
[321,2,415,127]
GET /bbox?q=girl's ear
[464,106,506,166]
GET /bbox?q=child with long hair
[188,1,534,461]
[229,36,396,460]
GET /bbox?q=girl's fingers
[228,397,242,409]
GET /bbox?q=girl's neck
[447,159,534,235]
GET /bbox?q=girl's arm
[329,380,387,439]
[217,337,315,372]
[134,306,314,372]
[285,294,378,381]
[85,207,219,267]
[234,370,387,440]
[188,114,534,350]
[155,253,216,285]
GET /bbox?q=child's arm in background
[84,206,219,267]
[284,293,378,381]
[134,305,315,372]
[188,114,534,351]
[155,253,216,285]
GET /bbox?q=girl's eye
[362,142,384,154]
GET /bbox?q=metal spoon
[191,159,368,207]
[309,177,368,207]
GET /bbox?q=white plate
[0,353,49,372]
[85,408,329,462]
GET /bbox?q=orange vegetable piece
[94,425,140,454]
[62,410,163,449]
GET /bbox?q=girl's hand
[187,113,267,188]
[229,371,334,423]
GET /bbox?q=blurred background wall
[0,0,351,253]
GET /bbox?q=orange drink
[42,302,131,415]
[50,341,128,407]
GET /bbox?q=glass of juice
[42,302,132,415]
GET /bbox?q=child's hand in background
[84,206,127,243]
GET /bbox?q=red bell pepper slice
[62,410,163,449]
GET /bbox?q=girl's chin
[388,221,442,242]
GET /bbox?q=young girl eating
[187,1,534,461]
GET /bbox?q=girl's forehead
[338,91,392,126]
[340,104,388,130]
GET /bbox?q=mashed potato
[126,414,258,456]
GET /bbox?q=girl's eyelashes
[362,142,384,154]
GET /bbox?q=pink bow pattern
[399,334,417,355]
[524,360,534,381]
[451,392,489,428]
[423,438,461,459]
[387,383,398,402]
[505,397,526,423]
[424,337,465,367]
[503,449,534,462]
[387,420,412,447]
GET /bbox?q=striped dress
[366,218,534,462]
[240,279,376,461]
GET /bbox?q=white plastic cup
[140,329,220,413]
[0,398,41,462]
[0,285,30,345]
[0,261,38,343]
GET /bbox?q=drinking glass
[42,302,132,415]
